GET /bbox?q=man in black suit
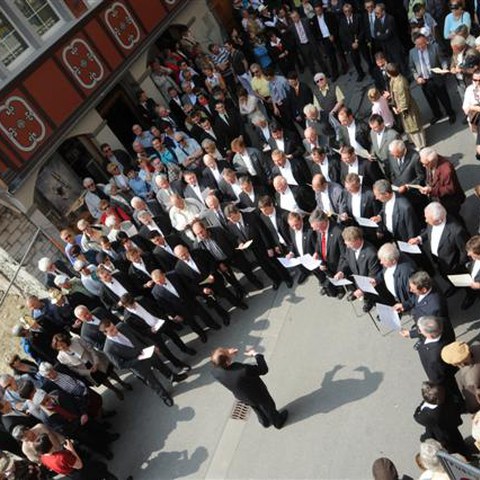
[100,319,185,406]
[363,0,378,64]
[339,146,383,189]
[98,237,129,274]
[224,204,293,290]
[151,268,221,339]
[413,316,463,407]
[267,123,304,159]
[258,196,291,255]
[101,143,133,170]
[273,176,316,215]
[308,147,341,184]
[136,210,172,241]
[413,382,467,455]
[396,271,455,343]
[408,202,469,294]
[182,170,210,205]
[119,293,194,370]
[373,3,406,74]
[213,101,244,149]
[339,3,371,81]
[334,226,381,312]
[211,346,288,429]
[202,154,229,192]
[191,220,263,292]
[146,229,181,272]
[137,90,158,124]
[271,149,311,187]
[371,51,391,95]
[289,10,327,76]
[231,137,272,187]
[286,71,313,128]
[97,265,144,312]
[238,176,269,210]
[37,257,73,289]
[310,3,341,80]
[167,87,187,129]
[342,173,380,222]
[74,305,118,351]
[372,179,420,242]
[338,108,372,152]
[309,209,346,297]
[125,247,161,287]
[197,117,228,156]
[373,243,417,308]
[174,244,248,324]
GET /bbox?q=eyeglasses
[316,78,326,83]
[473,79,480,82]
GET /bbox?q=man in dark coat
[211,347,288,429]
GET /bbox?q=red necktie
[321,232,327,261]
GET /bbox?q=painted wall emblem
[105,2,140,50]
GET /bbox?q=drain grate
[230,400,250,420]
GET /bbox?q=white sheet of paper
[352,274,378,295]
[327,277,353,286]
[397,241,421,254]
[239,207,256,213]
[299,254,322,271]
[447,274,473,287]
[355,146,371,159]
[375,303,401,330]
[151,320,165,333]
[354,216,379,228]
[138,345,155,360]
[236,239,253,250]
[430,67,449,74]
[391,184,400,192]
[199,277,213,286]
[277,257,302,268]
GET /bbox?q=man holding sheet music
[334,226,381,312]
[462,236,480,310]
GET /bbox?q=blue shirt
[128,175,150,199]
[269,75,290,103]
[443,11,471,39]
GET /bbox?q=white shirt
[463,83,480,117]
[275,138,285,152]
[417,289,431,304]
[163,278,180,297]
[472,260,480,281]
[260,125,271,142]
[346,122,360,151]
[87,315,101,326]
[384,194,396,234]
[350,191,362,218]
[241,152,258,177]
[294,20,308,44]
[132,259,150,277]
[347,158,359,175]
[279,160,298,186]
[420,401,438,410]
[376,129,384,147]
[316,14,330,38]
[108,332,134,348]
[230,182,243,199]
[430,221,446,257]
[104,277,128,297]
[126,303,165,330]
[267,211,286,245]
[384,264,397,299]
[294,228,305,256]
[424,336,441,345]
[319,190,332,212]
[209,167,222,183]
[318,158,331,182]
[184,257,200,274]
[279,187,300,212]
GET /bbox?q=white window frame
[12,0,64,40]
[0,8,33,70]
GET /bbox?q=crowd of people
[3,0,480,478]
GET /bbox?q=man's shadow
[283,365,383,425]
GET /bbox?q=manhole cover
[230,401,250,421]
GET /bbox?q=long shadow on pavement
[282,364,383,426]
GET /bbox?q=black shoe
[336,290,346,300]
[429,116,440,125]
[476,153,480,161]
[285,279,293,288]
[177,365,191,375]
[184,347,197,356]
[297,272,309,284]
[274,410,289,429]
[103,410,117,418]
[223,314,231,326]
[235,288,246,299]
[252,278,264,289]
[236,301,249,310]
[461,294,476,310]
[462,117,469,125]
[272,282,280,290]
[162,394,174,407]
[200,333,208,343]
[208,322,221,330]
[448,114,456,124]
[122,382,133,391]
[362,301,373,313]
[108,433,120,442]
[346,292,356,302]
[319,287,327,296]
[103,450,114,460]
[172,372,188,383]
[356,73,365,82]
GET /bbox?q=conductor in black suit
[211,347,288,429]
[74,305,119,351]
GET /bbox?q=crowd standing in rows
[3,0,480,478]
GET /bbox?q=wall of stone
[0,205,61,296]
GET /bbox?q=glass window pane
[0,11,28,67]
[14,0,59,37]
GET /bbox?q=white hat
[53,274,69,287]
[313,72,326,83]
[37,257,52,272]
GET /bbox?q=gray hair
[419,147,438,162]
[82,177,94,187]
[451,35,466,47]
[74,305,90,317]
[388,139,406,154]
[137,209,151,220]
[154,174,168,186]
[417,316,442,336]
[424,202,446,222]
[201,138,216,149]
[419,439,445,472]
[309,208,329,224]
[251,113,267,125]
[377,243,400,262]
[373,179,392,195]
[303,103,318,116]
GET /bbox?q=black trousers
[297,42,327,75]
[248,395,283,428]
[421,78,454,118]
[318,38,339,78]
